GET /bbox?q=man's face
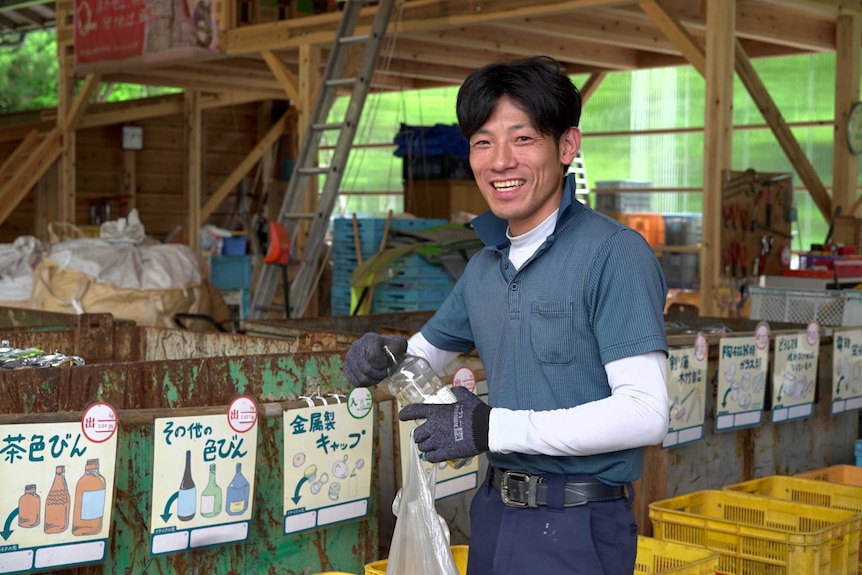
[467,96,580,236]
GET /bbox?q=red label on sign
[452,367,476,394]
[81,401,118,443]
[228,395,258,433]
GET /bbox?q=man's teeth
[493,180,525,190]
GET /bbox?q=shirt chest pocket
[530,300,576,365]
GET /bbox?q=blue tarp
[393,123,469,158]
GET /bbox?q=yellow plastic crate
[635,536,720,574]
[365,545,468,575]
[649,490,862,575]
[725,475,862,516]
[797,465,862,487]
[725,476,862,573]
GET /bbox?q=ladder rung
[339,34,371,45]
[312,122,346,131]
[298,166,330,175]
[326,78,357,89]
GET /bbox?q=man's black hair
[456,55,582,143]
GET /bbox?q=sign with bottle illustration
[663,332,708,448]
[831,328,862,414]
[282,390,374,535]
[771,323,819,423]
[149,396,258,556]
[715,322,770,432]
[0,401,119,574]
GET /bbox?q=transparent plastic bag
[385,432,459,575]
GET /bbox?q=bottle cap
[25,484,36,490]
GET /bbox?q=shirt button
[511,283,518,291]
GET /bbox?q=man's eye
[472,140,490,147]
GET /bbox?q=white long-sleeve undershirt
[408,332,668,456]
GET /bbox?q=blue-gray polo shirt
[420,174,668,484]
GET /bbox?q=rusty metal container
[0,308,377,574]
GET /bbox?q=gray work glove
[343,333,408,387]
[398,386,491,463]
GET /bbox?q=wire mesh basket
[748,286,862,326]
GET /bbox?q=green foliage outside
[2,30,856,248]
[0,31,179,116]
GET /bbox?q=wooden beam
[223,0,641,55]
[185,90,202,251]
[636,0,705,76]
[200,111,289,221]
[57,42,75,224]
[579,72,607,105]
[701,0,735,318]
[63,73,101,132]
[734,40,832,221]
[0,128,62,227]
[261,50,301,103]
[832,14,861,214]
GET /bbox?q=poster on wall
[0,402,119,574]
[663,332,708,448]
[149,396,258,556]
[831,328,862,414]
[282,389,375,535]
[771,323,819,424]
[74,0,219,72]
[715,322,770,432]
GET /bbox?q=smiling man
[343,56,669,575]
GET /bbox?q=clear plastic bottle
[385,350,474,470]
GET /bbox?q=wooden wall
[0,101,267,244]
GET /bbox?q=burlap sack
[30,256,230,329]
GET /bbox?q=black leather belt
[490,467,626,508]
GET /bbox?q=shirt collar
[471,173,579,247]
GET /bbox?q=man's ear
[559,126,581,166]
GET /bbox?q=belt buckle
[500,470,530,508]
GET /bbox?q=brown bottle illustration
[44,465,70,534]
[17,484,40,528]
[72,459,107,536]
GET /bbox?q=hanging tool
[248,0,396,319]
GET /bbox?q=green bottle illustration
[200,463,222,518]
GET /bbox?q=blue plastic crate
[210,255,252,291]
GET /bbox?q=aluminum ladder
[248,0,395,319]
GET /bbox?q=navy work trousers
[466,470,638,575]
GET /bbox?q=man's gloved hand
[398,386,491,463]
[343,333,408,387]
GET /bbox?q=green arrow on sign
[161,491,179,523]
[1,508,19,541]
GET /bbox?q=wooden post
[123,150,137,213]
[185,90,203,251]
[833,14,862,214]
[701,0,735,318]
[57,46,75,224]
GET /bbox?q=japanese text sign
[771,323,819,423]
[831,328,862,415]
[715,322,770,432]
[150,396,258,556]
[664,332,708,448]
[0,402,119,574]
[283,390,373,535]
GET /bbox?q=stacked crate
[649,488,862,575]
[331,218,453,316]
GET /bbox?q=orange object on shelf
[624,213,666,246]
